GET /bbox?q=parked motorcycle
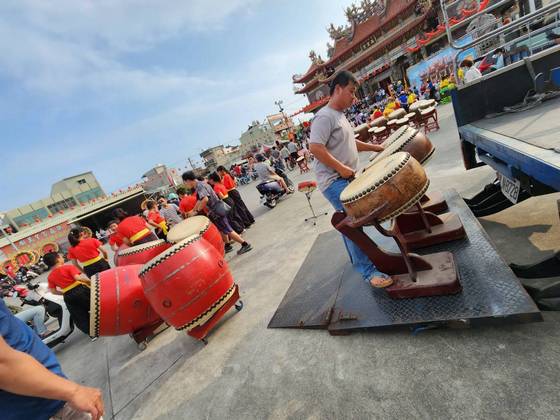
[13,282,75,348]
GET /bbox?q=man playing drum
[309,70,393,288]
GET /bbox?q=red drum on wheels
[139,234,235,332]
[90,265,161,337]
[115,240,171,266]
[166,216,224,256]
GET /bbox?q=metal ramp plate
[269,190,542,333]
[267,232,347,329]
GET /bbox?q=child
[67,227,110,277]
[107,220,124,252]
[43,252,91,336]
[146,200,168,238]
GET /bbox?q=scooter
[256,180,286,208]
[15,283,75,348]
[256,166,294,209]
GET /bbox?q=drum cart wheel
[137,341,148,351]
[235,300,244,311]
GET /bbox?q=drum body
[90,265,161,337]
[370,127,434,165]
[166,216,224,255]
[410,99,435,113]
[388,108,406,120]
[420,106,436,118]
[371,117,387,127]
[115,240,171,266]
[140,235,235,332]
[353,123,370,142]
[341,152,429,221]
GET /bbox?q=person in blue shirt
[0,299,104,420]
[398,91,409,111]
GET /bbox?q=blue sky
[0,0,350,210]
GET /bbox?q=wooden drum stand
[335,152,462,299]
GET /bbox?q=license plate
[499,173,521,204]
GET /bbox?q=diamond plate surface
[328,189,542,332]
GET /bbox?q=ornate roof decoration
[308,50,325,65]
[326,42,335,59]
[327,23,349,41]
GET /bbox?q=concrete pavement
[54,103,560,420]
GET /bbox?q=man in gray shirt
[253,154,290,193]
[309,70,392,289]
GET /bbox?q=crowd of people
[228,137,313,186]
[344,78,440,127]
[0,166,264,419]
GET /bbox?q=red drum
[115,239,170,267]
[298,180,317,193]
[140,234,235,332]
[166,216,224,255]
[113,244,128,266]
[90,265,161,337]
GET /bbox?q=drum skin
[115,240,171,267]
[166,216,224,256]
[341,152,429,221]
[90,265,161,337]
[380,125,409,148]
[370,127,434,165]
[139,235,235,331]
[410,99,435,113]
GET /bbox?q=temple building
[291,0,517,113]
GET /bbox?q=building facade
[200,145,243,172]
[266,113,294,139]
[141,164,182,193]
[292,0,520,110]
[2,171,106,229]
[239,122,277,155]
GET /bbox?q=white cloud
[0,0,353,209]
[6,0,262,52]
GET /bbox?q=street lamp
[274,100,284,113]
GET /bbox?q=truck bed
[459,97,560,191]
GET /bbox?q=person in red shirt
[44,252,91,336]
[371,107,383,120]
[67,227,110,278]
[177,187,204,218]
[107,220,125,252]
[208,172,245,234]
[146,200,168,238]
[112,208,157,246]
[216,165,254,228]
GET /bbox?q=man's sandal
[369,275,394,288]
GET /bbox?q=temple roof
[293,1,419,86]
[324,1,416,67]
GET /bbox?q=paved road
[53,103,560,420]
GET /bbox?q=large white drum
[341,152,429,221]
